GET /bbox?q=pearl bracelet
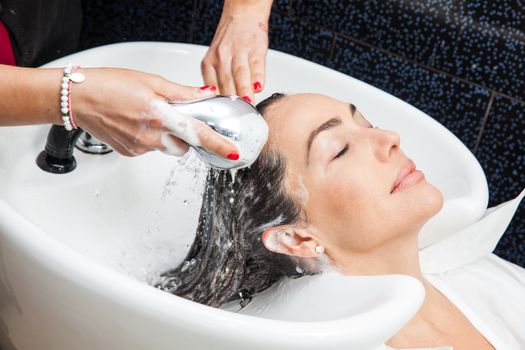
[60,63,85,131]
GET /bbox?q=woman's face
[263,93,443,256]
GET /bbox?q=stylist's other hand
[201,0,273,103]
[73,68,239,159]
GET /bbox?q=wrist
[222,0,273,21]
[68,67,95,130]
[32,68,64,125]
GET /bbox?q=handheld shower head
[169,96,268,170]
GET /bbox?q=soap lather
[169,96,269,170]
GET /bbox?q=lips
[391,159,422,194]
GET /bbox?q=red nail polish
[210,85,217,92]
[253,81,262,91]
[242,96,253,103]
[227,152,239,161]
[200,85,210,90]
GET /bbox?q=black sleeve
[0,0,82,67]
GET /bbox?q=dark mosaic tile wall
[79,0,525,268]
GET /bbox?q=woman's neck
[331,230,442,323]
[333,230,422,276]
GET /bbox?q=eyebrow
[306,117,342,164]
[305,104,357,165]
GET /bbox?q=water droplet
[230,167,242,183]
[158,276,182,292]
[180,261,191,272]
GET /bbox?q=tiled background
[79,0,525,268]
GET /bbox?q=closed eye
[334,144,349,159]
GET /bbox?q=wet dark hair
[156,93,317,307]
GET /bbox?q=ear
[262,224,322,258]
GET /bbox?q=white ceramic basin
[0,42,488,350]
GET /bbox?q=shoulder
[430,253,525,290]
[454,253,525,283]
[426,254,525,348]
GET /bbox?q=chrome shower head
[169,96,268,170]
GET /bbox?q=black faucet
[36,126,112,174]
[36,125,84,174]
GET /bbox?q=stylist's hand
[72,68,239,159]
[201,0,273,103]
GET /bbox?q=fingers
[159,133,190,156]
[206,56,263,103]
[155,77,217,102]
[250,54,266,94]
[105,134,142,157]
[153,99,239,160]
[202,48,233,96]
[201,53,266,103]
[232,54,255,103]
[191,119,239,160]
[200,36,267,101]
[201,58,218,89]
[215,55,236,96]
[159,124,238,161]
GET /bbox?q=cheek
[305,170,386,247]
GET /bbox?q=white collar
[420,187,525,274]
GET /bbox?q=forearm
[222,0,273,21]
[0,64,62,126]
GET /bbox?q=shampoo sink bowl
[0,42,488,350]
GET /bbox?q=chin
[419,181,445,219]
[398,180,444,231]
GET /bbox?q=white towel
[419,187,525,274]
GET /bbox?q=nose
[372,128,400,162]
